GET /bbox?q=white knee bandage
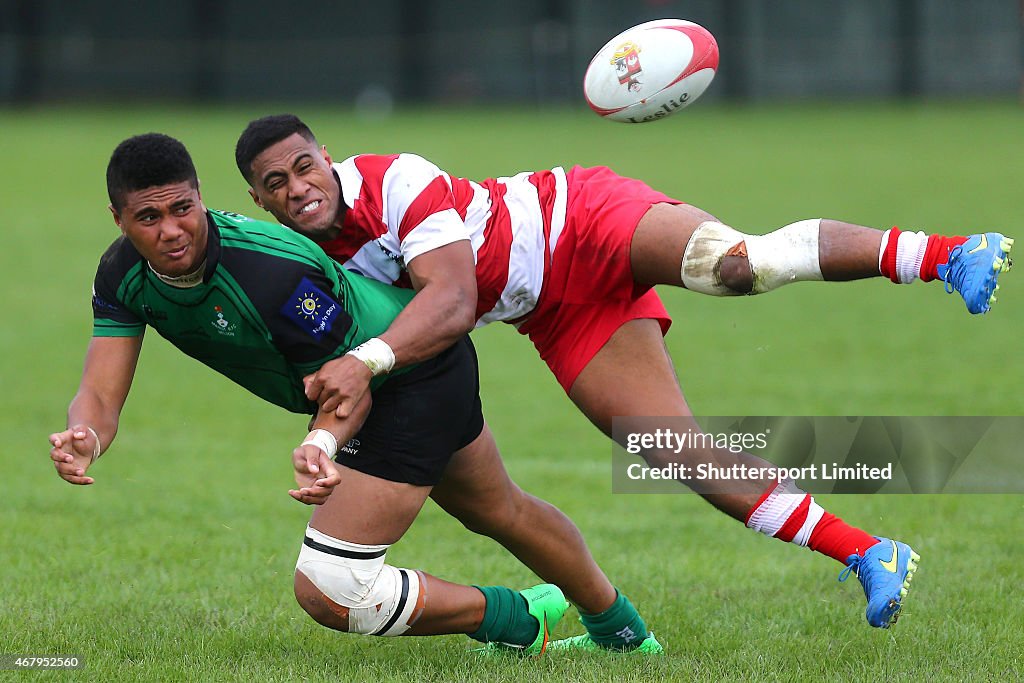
[296,526,424,636]
[681,220,824,295]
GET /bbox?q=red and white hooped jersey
[317,153,567,326]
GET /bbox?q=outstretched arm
[304,240,477,417]
[49,335,143,485]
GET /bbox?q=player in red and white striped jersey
[235,114,1010,629]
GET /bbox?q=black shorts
[334,336,484,486]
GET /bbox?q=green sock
[468,586,538,646]
[580,590,649,650]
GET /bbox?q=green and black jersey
[91,209,414,414]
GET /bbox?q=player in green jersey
[48,133,658,654]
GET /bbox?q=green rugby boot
[475,583,569,656]
[548,631,664,655]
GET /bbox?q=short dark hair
[235,114,318,185]
[106,133,198,210]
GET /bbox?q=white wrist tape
[346,337,395,376]
[301,429,338,458]
[86,427,102,463]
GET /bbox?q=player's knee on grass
[294,526,425,636]
[294,571,349,630]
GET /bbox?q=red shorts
[518,166,681,392]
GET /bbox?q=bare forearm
[63,335,143,457]
[378,283,475,369]
[380,241,478,369]
[310,393,372,444]
[67,390,122,455]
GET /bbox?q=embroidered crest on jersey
[282,277,341,339]
[211,305,237,336]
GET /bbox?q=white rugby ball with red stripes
[584,19,719,123]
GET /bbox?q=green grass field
[2,102,1022,681]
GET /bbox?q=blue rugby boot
[839,537,920,628]
[936,232,1013,314]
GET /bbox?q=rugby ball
[583,19,719,123]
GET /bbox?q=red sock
[878,227,902,283]
[919,234,968,282]
[745,480,881,565]
[806,512,880,564]
[880,227,968,284]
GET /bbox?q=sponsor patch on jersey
[282,277,343,339]
[91,291,120,313]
